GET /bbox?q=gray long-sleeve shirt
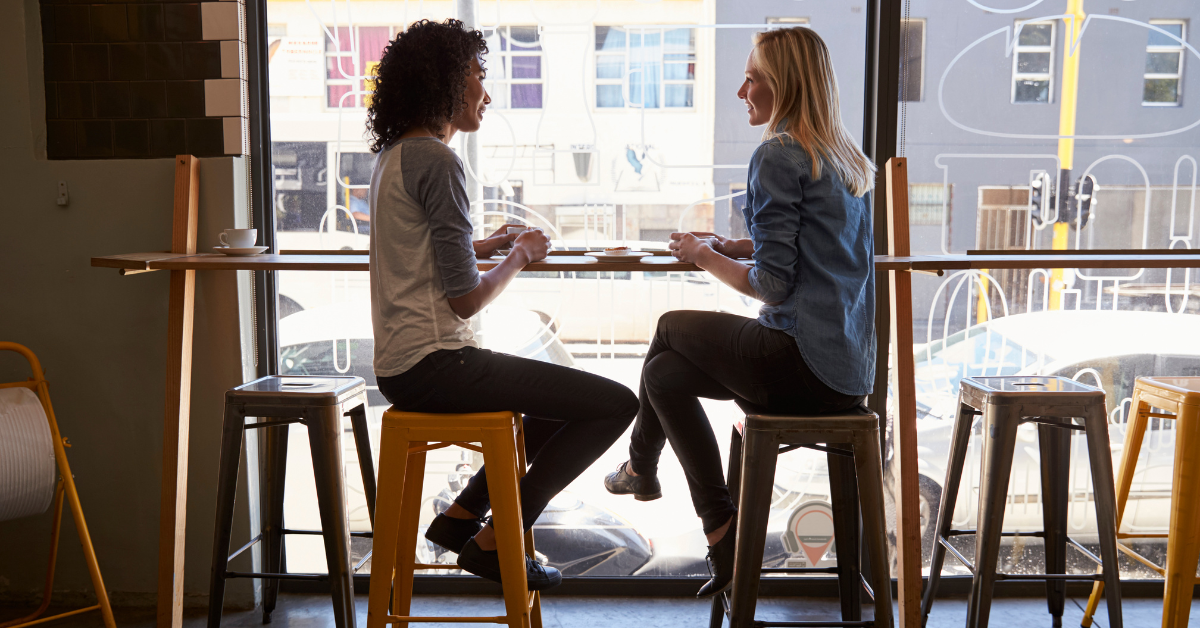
[369,136,481,377]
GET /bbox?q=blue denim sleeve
[746,142,803,303]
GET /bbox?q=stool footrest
[282,528,372,538]
[752,621,875,627]
[776,443,853,457]
[224,571,329,581]
[413,563,461,570]
[1116,541,1167,575]
[408,441,484,455]
[387,616,506,624]
[761,567,839,575]
[995,573,1104,581]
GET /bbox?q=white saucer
[584,251,652,262]
[215,245,268,256]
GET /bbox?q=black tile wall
[41,0,238,159]
[163,4,201,42]
[110,44,145,80]
[114,119,150,157]
[165,80,204,117]
[95,82,130,118]
[127,5,163,42]
[130,81,167,117]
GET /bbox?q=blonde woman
[603,27,877,597]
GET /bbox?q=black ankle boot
[424,513,486,554]
[603,461,662,501]
[697,515,737,598]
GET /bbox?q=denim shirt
[743,135,876,396]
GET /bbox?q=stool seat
[367,410,543,628]
[1082,375,1200,628]
[227,375,366,406]
[921,376,1123,628]
[208,375,376,628]
[717,406,894,628]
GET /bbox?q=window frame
[1143,19,1187,107]
[1011,19,1056,104]
[482,25,546,110]
[593,25,698,111]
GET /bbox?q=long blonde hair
[751,27,875,197]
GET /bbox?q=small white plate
[584,251,652,262]
[215,245,268,256]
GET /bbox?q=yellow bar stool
[1082,376,1200,628]
[366,410,543,628]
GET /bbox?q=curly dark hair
[366,19,488,153]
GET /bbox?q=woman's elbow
[447,294,480,319]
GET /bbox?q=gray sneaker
[603,461,662,501]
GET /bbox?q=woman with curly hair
[366,19,638,591]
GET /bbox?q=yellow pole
[1050,0,1085,310]
[977,271,990,324]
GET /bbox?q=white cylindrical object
[0,387,57,522]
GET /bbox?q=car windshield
[915,324,1055,402]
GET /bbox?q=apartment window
[595,26,696,109]
[1144,20,1187,106]
[482,26,544,109]
[1011,21,1055,103]
[325,26,393,109]
[910,183,951,226]
[901,19,926,102]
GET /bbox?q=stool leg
[1082,403,1123,628]
[482,425,532,628]
[921,400,976,627]
[307,407,356,628]
[514,418,544,628]
[710,426,743,628]
[1083,393,1149,627]
[1162,403,1200,628]
[1037,423,1071,628]
[366,426,409,628]
[207,404,245,628]
[348,400,377,526]
[828,450,862,622]
[260,422,290,623]
[730,427,778,628]
[851,427,894,628]
[390,443,427,628]
[968,405,1018,628]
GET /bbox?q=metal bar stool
[1082,376,1200,628]
[717,407,894,628]
[920,376,1123,628]
[207,376,378,628]
[366,410,542,628]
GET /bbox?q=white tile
[201,2,242,41]
[222,117,245,155]
[205,79,243,117]
[220,40,243,79]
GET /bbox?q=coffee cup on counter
[220,228,258,248]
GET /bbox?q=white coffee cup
[507,226,528,237]
[220,228,258,248]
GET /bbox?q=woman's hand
[510,228,551,265]
[472,223,523,258]
[669,232,717,266]
[683,232,731,256]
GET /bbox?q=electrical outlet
[56,181,69,206]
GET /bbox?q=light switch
[57,181,69,206]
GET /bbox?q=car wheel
[918,475,942,565]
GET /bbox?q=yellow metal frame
[367,410,542,628]
[1082,376,1200,628]
[0,342,115,628]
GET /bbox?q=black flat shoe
[424,513,486,554]
[697,515,737,598]
[456,538,563,591]
[603,461,662,501]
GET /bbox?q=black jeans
[377,346,639,530]
[628,311,864,534]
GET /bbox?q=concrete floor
[1,592,1188,628]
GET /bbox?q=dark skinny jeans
[377,346,639,530]
[628,310,864,534]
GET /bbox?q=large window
[1144,20,1187,106]
[1011,20,1055,104]
[594,26,696,109]
[268,0,868,581]
[903,2,1200,582]
[900,18,925,102]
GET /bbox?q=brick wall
[40,0,248,159]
